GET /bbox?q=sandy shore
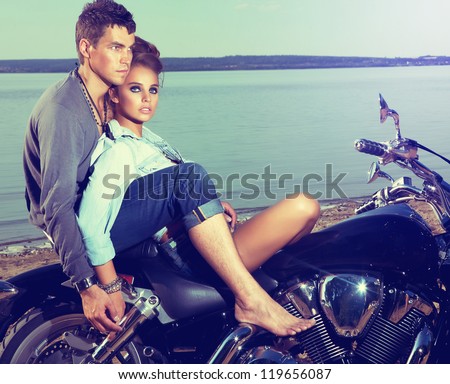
[0,198,393,280]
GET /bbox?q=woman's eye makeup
[127,84,159,94]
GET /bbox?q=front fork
[82,294,160,364]
[64,280,161,364]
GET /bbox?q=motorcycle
[1,94,450,364]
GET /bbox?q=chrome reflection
[384,288,433,323]
[319,274,383,337]
[278,279,319,319]
[406,323,433,364]
[0,280,18,300]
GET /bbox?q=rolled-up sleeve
[77,142,136,266]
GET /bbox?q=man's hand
[80,285,123,334]
[221,201,237,232]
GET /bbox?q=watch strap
[74,276,98,292]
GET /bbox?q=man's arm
[37,104,95,284]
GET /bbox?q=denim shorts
[110,162,223,253]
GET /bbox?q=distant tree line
[1,55,450,73]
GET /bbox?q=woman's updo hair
[131,36,163,75]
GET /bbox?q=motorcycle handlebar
[354,139,387,157]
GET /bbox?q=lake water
[1,66,450,244]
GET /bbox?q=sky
[2,0,450,60]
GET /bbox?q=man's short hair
[76,0,136,63]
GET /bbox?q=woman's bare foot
[234,291,315,336]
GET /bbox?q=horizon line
[0,53,448,62]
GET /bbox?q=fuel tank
[263,204,438,283]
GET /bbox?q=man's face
[88,25,135,87]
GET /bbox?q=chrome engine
[272,274,437,364]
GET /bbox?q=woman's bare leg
[188,213,315,336]
[233,194,320,272]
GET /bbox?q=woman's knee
[288,193,320,223]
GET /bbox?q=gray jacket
[23,70,99,284]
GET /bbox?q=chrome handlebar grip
[354,139,388,157]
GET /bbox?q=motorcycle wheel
[0,303,151,364]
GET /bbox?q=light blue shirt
[77,119,185,266]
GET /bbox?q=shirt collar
[108,119,137,138]
[108,119,154,141]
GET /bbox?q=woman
[77,37,319,336]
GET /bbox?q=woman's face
[110,64,159,128]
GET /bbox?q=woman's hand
[221,201,237,232]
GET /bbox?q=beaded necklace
[75,68,114,140]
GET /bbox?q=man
[24,0,135,333]
[24,0,315,337]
